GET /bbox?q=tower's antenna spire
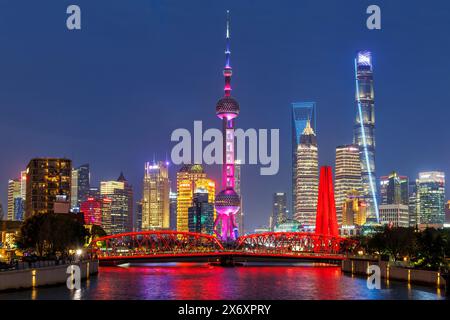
[223,10,232,97]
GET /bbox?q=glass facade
[292,102,316,215]
[353,51,378,220]
[188,190,214,234]
[380,172,408,205]
[272,192,288,229]
[294,120,318,227]
[417,171,445,225]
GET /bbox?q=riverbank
[342,257,447,289]
[0,260,98,292]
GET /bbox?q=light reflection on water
[0,263,446,300]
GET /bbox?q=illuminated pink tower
[214,10,241,242]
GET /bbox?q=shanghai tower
[213,11,241,242]
[353,51,379,221]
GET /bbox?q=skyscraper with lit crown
[353,51,378,221]
[141,161,170,230]
[295,120,318,227]
[334,144,363,224]
[213,11,241,241]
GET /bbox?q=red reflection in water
[93,263,344,300]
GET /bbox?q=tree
[415,228,447,270]
[17,214,90,258]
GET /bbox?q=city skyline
[1,1,450,232]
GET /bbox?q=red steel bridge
[90,231,350,266]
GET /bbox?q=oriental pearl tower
[214,10,241,242]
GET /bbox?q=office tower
[141,161,170,230]
[294,120,318,226]
[214,11,241,242]
[272,192,288,228]
[169,191,177,230]
[100,177,132,234]
[417,171,445,225]
[117,172,134,233]
[334,144,363,224]
[7,179,22,221]
[408,181,419,227]
[234,160,244,235]
[380,172,408,205]
[71,164,90,211]
[445,201,450,224]
[20,170,26,206]
[342,191,367,226]
[176,164,215,232]
[71,168,79,209]
[292,101,316,216]
[379,204,409,227]
[101,197,112,234]
[315,166,339,236]
[353,51,378,221]
[135,201,142,232]
[25,158,72,218]
[188,188,215,234]
[80,197,102,226]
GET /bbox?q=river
[0,263,446,300]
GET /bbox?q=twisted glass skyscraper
[353,51,378,221]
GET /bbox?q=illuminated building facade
[292,102,316,215]
[342,191,367,226]
[188,189,214,234]
[417,171,445,225]
[169,191,177,230]
[213,11,241,241]
[445,200,450,224]
[7,179,23,221]
[408,180,419,227]
[25,158,72,218]
[353,51,378,221]
[80,197,102,226]
[141,161,170,230]
[380,172,408,205]
[117,172,134,233]
[176,164,215,232]
[272,192,288,229]
[295,120,318,227]
[334,144,363,224]
[71,164,90,211]
[379,204,409,227]
[100,176,133,234]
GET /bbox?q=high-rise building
[176,165,215,232]
[379,204,409,227]
[295,120,318,227]
[169,191,177,230]
[292,101,316,215]
[188,188,214,234]
[117,172,134,233]
[25,158,72,218]
[71,164,90,211]
[380,172,408,205]
[100,176,132,234]
[234,160,244,235]
[417,171,445,225]
[141,161,170,230]
[80,197,102,226]
[334,144,363,224]
[135,201,142,232]
[342,191,367,226]
[353,51,378,221]
[7,179,22,221]
[213,11,241,242]
[408,181,419,227]
[272,193,287,229]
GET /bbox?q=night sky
[0,0,449,231]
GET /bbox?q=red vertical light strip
[315,166,339,237]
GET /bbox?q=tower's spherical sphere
[215,188,241,214]
[216,96,240,118]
